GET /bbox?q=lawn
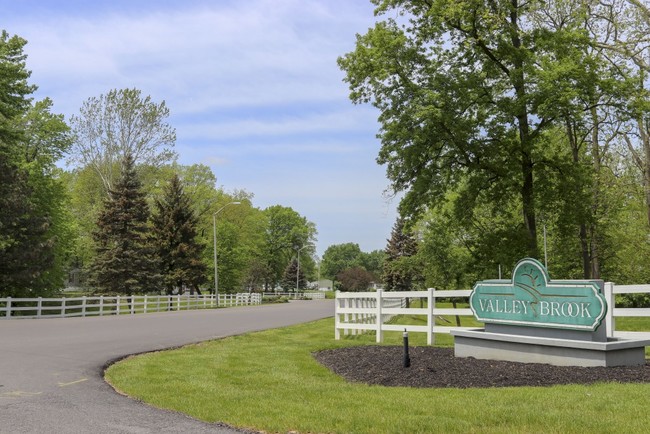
[105,317,650,434]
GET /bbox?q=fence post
[376,289,383,343]
[37,297,42,318]
[6,297,11,318]
[82,296,87,317]
[334,291,341,340]
[130,296,135,315]
[144,294,148,314]
[177,295,181,311]
[116,295,120,315]
[604,282,615,338]
[60,298,66,317]
[427,288,435,345]
[99,296,104,316]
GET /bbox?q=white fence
[604,283,650,339]
[335,284,650,344]
[335,288,474,345]
[262,292,326,300]
[0,293,262,319]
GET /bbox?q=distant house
[317,279,333,291]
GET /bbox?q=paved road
[0,300,334,433]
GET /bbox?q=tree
[68,88,177,192]
[383,218,420,291]
[0,31,70,296]
[337,267,374,292]
[338,0,609,259]
[90,154,161,295]
[320,243,363,280]
[151,174,207,294]
[261,205,317,290]
[281,258,307,291]
[360,249,385,281]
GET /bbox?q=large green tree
[338,0,607,260]
[0,31,72,296]
[90,154,161,295]
[151,174,207,294]
[320,243,363,281]
[261,205,317,290]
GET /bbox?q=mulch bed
[313,346,650,389]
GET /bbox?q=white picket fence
[0,293,262,319]
[335,284,650,344]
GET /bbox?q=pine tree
[0,152,54,296]
[151,174,207,294]
[281,258,306,291]
[383,218,420,291]
[90,154,160,295]
[0,32,56,296]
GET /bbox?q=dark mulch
[313,346,650,389]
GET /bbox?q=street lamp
[213,201,241,305]
[296,244,312,292]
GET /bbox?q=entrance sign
[470,258,607,331]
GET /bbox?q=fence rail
[604,283,650,339]
[335,288,474,345]
[0,293,262,319]
[336,283,650,344]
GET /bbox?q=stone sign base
[452,328,650,367]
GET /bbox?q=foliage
[90,154,161,295]
[338,0,650,284]
[280,258,307,291]
[360,249,385,280]
[383,217,421,291]
[151,174,207,294]
[261,205,317,290]
[320,243,363,280]
[68,88,177,192]
[0,31,72,296]
[337,266,374,292]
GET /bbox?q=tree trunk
[510,2,538,256]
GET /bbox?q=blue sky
[3,0,400,257]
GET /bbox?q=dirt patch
[313,346,650,389]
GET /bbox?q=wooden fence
[336,284,650,344]
[0,293,262,319]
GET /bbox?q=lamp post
[213,201,241,305]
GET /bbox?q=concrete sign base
[452,328,650,367]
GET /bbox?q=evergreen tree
[90,154,160,295]
[281,258,306,292]
[151,174,207,294]
[0,152,54,296]
[383,218,420,291]
[0,31,58,296]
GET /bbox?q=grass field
[105,316,650,434]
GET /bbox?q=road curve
[0,300,334,433]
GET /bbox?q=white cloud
[18,0,371,115]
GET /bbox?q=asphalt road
[0,300,334,433]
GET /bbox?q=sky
[3,0,400,257]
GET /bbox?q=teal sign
[470,258,607,331]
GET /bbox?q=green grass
[106,317,650,434]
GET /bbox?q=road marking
[58,378,88,387]
[0,391,43,398]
